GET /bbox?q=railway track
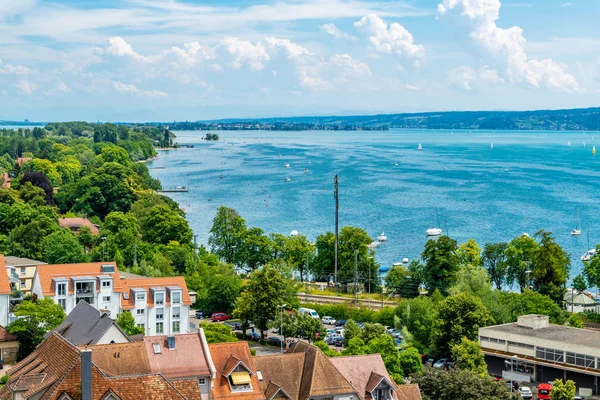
[297,293,398,309]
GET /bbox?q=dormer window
[102,281,111,288]
[135,292,145,302]
[172,291,181,304]
[57,283,66,296]
[228,364,253,392]
[155,292,164,305]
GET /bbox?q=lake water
[148,129,600,283]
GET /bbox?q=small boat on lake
[368,241,380,249]
[402,258,409,264]
[377,232,387,242]
[284,163,290,168]
[304,169,309,173]
[571,210,581,236]
[490,143,494,149]
[426,207,442,236]
[593,146,597,156]
[418,143,423,151]
[582,249,596,262]
[285,177,291,182]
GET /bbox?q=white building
[31,261,192,336]
[0,255,13,327]
[565,289,599,313]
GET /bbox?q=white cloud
[106,37,151,63]
[406,84,421,90]
[265,37,312,60]
[354,14,424,58]
[14,79,36,94]
[330,54,372,79]
[448,66,477,90]
[320,23,356,40]
[55,79,72,93]
[220,37,270,71]
[479,65,504,83]
[437,0,581,92]
[113,81,167,97]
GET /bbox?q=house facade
[3,256,44,295]
[31,261,191,336]
[0,255,15,327]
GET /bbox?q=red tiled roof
[396,384,422,400]
[58,218,100,235]
[36,262,121,296]
[120,276,192,308]
[329,354,398,400]
[144,333,211,379]
[255,353,304,400]
[86,342,151,376]
[0,326,16,342]
[0,255,10,295]
[209,342,265,400]
[170,378,203,399]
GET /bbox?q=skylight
[153,343,161,354]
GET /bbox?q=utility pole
[133,242,137,265]
[354,250,358,304]
[334,174,339,293]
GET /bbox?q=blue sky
[0,0,599,121]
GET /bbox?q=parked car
[266,337,282,347]
[330,337,343,347]
[321,316,336,325]
[335,319,347,327]
[433,358,449,369]
[424,357,435,367]
[211,312,230,322]
[298,308,320,320]
[195,311,211,319]
[225,321,241,330]
[390,329,403,339]
[517,386,532,399]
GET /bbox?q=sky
[0,0,599,121]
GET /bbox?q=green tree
[399,346,423,376]
[312,232,335,282]
[18,182,46,206]
[342,319,362,347]
[385,263,421,298]
[338,226,379,292]
[482,242,508,290]
[413,368,518,400]
[9,215,59,259]
[457,239,482,267]
[421,236,460,295]
[285,234,315,282]
[7,298,66,360]
[395,294,442,353]
[42,229,87,264]
[367,334,403,382]
[140,205,192,245]
[360,322,386,343]
[451,337,488,377]
[209,206,247,265]
[77,225,96,251]
[531,230,569,304]
[239,227,272,272]
[235,266,290,339]
[500,291,566,325]
[584,247,600,291]
[566,313,583,328]
[200,321,238,343]
[342,337,367,355]
[116,311,144,335]
[505,234,538,292]
[572,274,587,293]
[296,313,325,342]
[434,292,494,355]
[314,340,340,357]
[549,379,576,400]
[204,274,242,314]
[99,145,131,166]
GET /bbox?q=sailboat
[418,143,423,151]
[426,207,442,236]
[568,141,571,147]
[571,210,581,236]
[593,146,597,156]
[490,143,494,149]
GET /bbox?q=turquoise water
[148,129,600,283]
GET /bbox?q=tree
[572,274,587,293]
[100,145,131,166]
[296,313,325,342]
[200,321,238,343]
[7,298,66,360]
[385,263,420,298]
[20,171,54,205]
[399,346,423,376]
[239,227,272,272]
[413,368,518,400]
[342,319,362,347]
[360,322,386,343]
[284,234,315,282]
[312,232,335,282]
[337,226,379,291]
[457,239,482,267]
[550,379,576,400]
[208,206,247,264]
[367,334,403,382]
[204,274,242,314]
[116,311,144,335]
[500,291,566,325]
[482,242,508,290]
[140,205,193,245]
[451,337,487,377]
[505,234,538,292]
[42,229,87,264]
[395,294,442,353]
[531,230,569,304]
[9,215,59,260]
[18,182,46,206]
[434,292,494,355]
[235,266,290,339]
[421,236,460,295]
[567,313,583,328]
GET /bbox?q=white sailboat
[377,232,388,242]
[593,146,597,156]
[284,163,290,168]
[571,210,581,236]
[490,143,494,149]
[568,141,571,146]
[418,143,423,151]
[426,207,442,236]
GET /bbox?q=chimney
[81,349,92,400]
[167,335,176,350]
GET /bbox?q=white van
[298,308,320,320]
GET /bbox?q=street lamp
[277,304,287,354]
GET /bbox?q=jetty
[159,186,189,193]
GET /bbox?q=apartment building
[31,261,191,336]
[3,255,44,295]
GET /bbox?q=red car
[211,312,230,322]
[537,383,552,400]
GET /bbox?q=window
[20,280,26,288]
[566,352,595,368]
[58,298,66,310]
[173,307,180,319]
[155,292,164,305]
[103,296,111,302]
[102,281,111,288]
[136,293,145,302]
[198,378,207,385]
[57,283,66,296]
[173,321,180,333]
[137,309,145,315]
[153,343,162,354]
[20,267,26,276]
[172,291,181,304]
[536,347,564,363]
[374,389,390,400]
[156,308,164,320]
[156,322,164,334]
[480,336,506,345]
[508,341,535,350]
